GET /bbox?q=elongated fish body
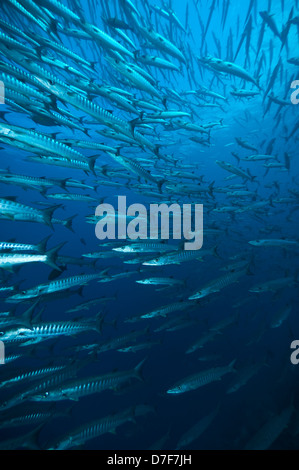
[6,272,106,302]
[27,155,100,173]
[0,72,52,105]
[0,253,56,270]
[0,172,67,192]
[114,243,175,254]
[0,123,89,167]
[245,405,294,450]
[0,319,100,343]
[176,406,219,450]
[109,153,163,187]
[167,361,236,394]
[81,22,134,58]
[143,250,204,267]
[216,161,256,182]
[106,57,161,99]
[136,277,184,287]
[227,363,264,394]
[50,408,136,450]
[141,301,193,320]
[271,306,292,329]
[0,364,66,389]
[0,411,53,430]
[0,198,60,227]
[0,30,35,56]
[47,194,98,203]
[137,26,186,63]
[0,237,50,253]
[199,56,260,88]
[249,239,299,248]
[249,277,296,293]
[136,54,180,72]
[34,0,83,25]
[189,270,246,300]
[30,360,145,402]
[0,18,39,46]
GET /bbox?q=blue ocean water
[0,0,298,450]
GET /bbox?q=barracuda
[108,153,164,188]
[0,237,51,254]
[34,0,83,25]
[136,277,185,287]
[143,248,210,266]
[80,22,135,58]
[5,0,51,33]
[0,364,66,389]
[47,193,98,203]
[0,411,54,430]
[189,269,247,300]
[0,72,52,105]
[39,86,142,144]
[245,404,294,450]
[140,301,194,320]
[6,271,108,302]
[199,56,260,88]
[26,155,100,174]
[0,172,68,192]
[0,315,103,344]
[113,242,174,254]
[0,243,63,271]
[136,54,181,71]
[0,365,80,411]
[137,25,186,63]
[31,34,95,70]
[0,30,34,56]
[0,18,39,46]
[106,57,161,99]
[216,161,257,182]
[0,123,94,171]
[147,111,191,120]
[58,139,118,154]
[0,61,43,91]
[37,54,90,80]
[249,239,299,248]
[90,84,138,114]
[49,408,136,450]
[29,359,145,402]
[167,360,236,394]
[0,197,61,227]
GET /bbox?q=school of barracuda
[0,0,298,450]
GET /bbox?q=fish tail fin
[157,178,166,192]
[60,178,71,192]
[95,312,105,334]
[154,144,162,156]
[65,215,77,232]
[22,299,40,328]
[26,423,45,450]
[88,156,98,175]
[209,181,215,196]
[36,235,52,254]
[212,245,222,259]
[129,118,140,135]
[229,359,237,372]
[0,111,9,123]
[42,205,61,228]
[134,357,147,382]
[45,242,65,271]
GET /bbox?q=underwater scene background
[0,0,298,450]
